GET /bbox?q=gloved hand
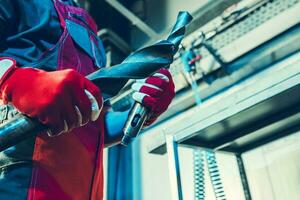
[131,68,175,126]
[0,58,103,136]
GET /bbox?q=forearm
[104,109,130,147]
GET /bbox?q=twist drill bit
[121,11,192,145]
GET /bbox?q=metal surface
[0,114,46,151]
[236,154,252,200]
[147,51,300,154]
[105,0,159,40]
[88,12,192,98]
[121,103,148,145]
[166,134,183,200]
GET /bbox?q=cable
[194,149,226,200]
[194,150,206,200]
[206,150,226,200]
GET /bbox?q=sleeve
[0,0,17,79]
[104,109,131,147]
[0,0,17,40]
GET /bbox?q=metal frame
[169,144,253,200]
[162,57,300,197]
[166,134,183,200]
[161,52,300,198]
[166,139,253,200]
[236,154,252,200]
[162,67,300,200]
[105,0,159,40]
[148,50,300,154]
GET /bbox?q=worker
[0,0,175,199]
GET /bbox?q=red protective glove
[0,58,103,136]
[131,68,175,126]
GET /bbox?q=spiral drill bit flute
[0,12,192,151]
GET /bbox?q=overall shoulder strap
[51,0,68,28]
